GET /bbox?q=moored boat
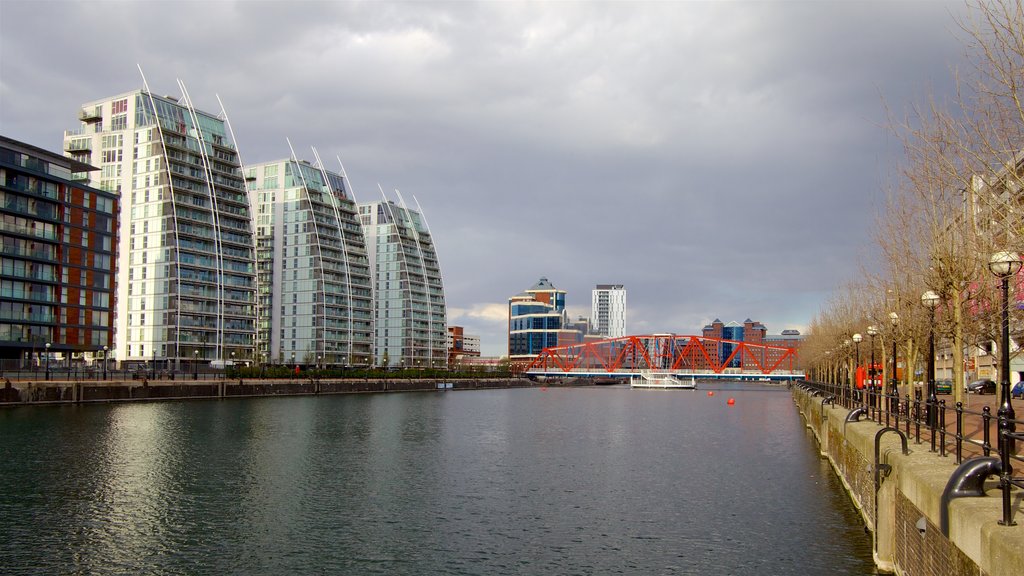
[630,372,697,389]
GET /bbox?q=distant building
[591,284,626,338]
[358,199,446,368]
[0,135,117,365]
[448,325,481,366]
[701,318,769,368]
[247,158,373,367]
[63,88,256,368]
[508,277,567,361]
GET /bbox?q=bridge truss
[524,334,800,378]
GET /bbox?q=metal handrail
[800,379,1023,526]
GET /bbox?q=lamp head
[867,325,878,337]
[988,250,1023,278]
[852,333,863,343]
[921,290,941,309]
[889,311,899,326]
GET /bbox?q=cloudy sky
[1,1,972,356]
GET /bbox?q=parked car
[1012,381,1024,400]
[967,379,997,394]
[936,380,953,394]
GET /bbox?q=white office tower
[358,198,446,368]
[247,157,373,367]
[63,87,256,367]
[592,284,627,338]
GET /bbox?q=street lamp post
[989,250,1022,455]
[843,338,852,405]
[889,312,900,416]
[853,333,863,404]
[102,345,108,380]
[45,342,51,381]
[867,326,878,410]
[193,349,199,380]
[922,290,941,433]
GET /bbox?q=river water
[0,383,876,575]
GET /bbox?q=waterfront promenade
[794,383,1024,576]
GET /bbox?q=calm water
[0,384,876,575]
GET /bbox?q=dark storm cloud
[0,1,971,355]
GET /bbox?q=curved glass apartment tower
[63,88,256,368]
[359,199,446,369]
[248,158,373,367]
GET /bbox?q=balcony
[64,138,91,153]
[78,107,102,123]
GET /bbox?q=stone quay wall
[793,386,1024,575]
[0,377,554,406]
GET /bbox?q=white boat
[630,372,697,389]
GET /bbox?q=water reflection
[0,387,875,575]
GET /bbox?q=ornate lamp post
[45,342,51,381]
[843,338,852,404]
[867,326,878,409]
[989,250,1022,455]
[825,350,832,386]
[922,290,942,430]
[102,345,108,380]
[193,349,199,380]
[853,333,863,402]
[889,312,899,413]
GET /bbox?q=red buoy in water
[707,390,714,397]
[727,398,735,406]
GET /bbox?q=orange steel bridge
[523,334,802,380]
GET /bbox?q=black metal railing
[798,379,1023,526]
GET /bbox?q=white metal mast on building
[287,139,329,364]
[394,189,435,368]
[178,79,227,362]
[414,194,448,364]
[138,66,184,366]
[311,146,356,366]
[217,93,258,367]
[378,185,417,367]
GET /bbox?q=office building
[508,277,567,361]
[591,284,626,338]
[63,87,256,367]
[358,198,446,368]
[248,158,373,367]
[0,135,117,366]
[448,325,481,366]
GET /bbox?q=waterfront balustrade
[800,379,1024,527]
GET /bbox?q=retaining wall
[793,386,1024,575]
[0,377,540,405]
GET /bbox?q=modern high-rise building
[0,135,117,366]
[247,157,373,367]
[508,277,567,361]
[358,198,446,368]
[63,87,256,368]
[591,284,626,338]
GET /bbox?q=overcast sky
[1,1,972,356]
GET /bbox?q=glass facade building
[0,135,117,364]
[248,158,373,367]
[508,277,567,361]
[358,199,446,368]
[63,88,256,368]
